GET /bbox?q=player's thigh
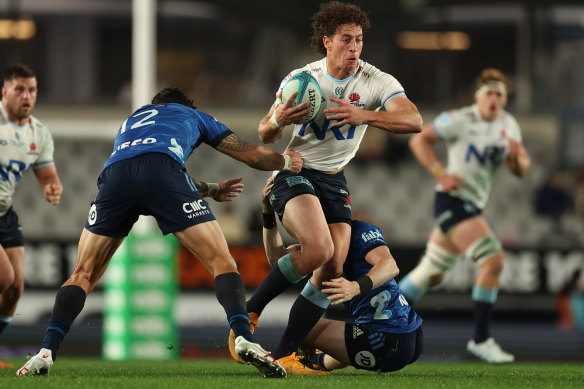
[448,215,493,252]
[282,194,333,249]
[4,246,24,286]
[309,319,351,364]
[174,220,236,276]
[428,227,459,253]
[66,228,125,292]
[0,246,14,288]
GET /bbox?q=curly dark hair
[310,1,371,56]
[151,87,196,109]
[3,63,36,83]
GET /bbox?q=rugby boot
[467,337,515,363]
[234,336,286,378]
[16,348,53,376]
[278,352,330,376]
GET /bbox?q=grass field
[1,358,583,389]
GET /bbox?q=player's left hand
[214,177,244,202]
[325,97,366,128]
[322,277,360,305]
[44,183,63,205]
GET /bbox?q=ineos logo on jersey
[355,351,375,368]
[111,137,157,156]
[87,204,97,225]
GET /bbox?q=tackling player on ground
[0,64,63,368]
[253,177,423,374]
[17,87,303,378]
[229,2,422,372]
[398,68,530,363]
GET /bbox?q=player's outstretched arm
[325,95,422,134]
[322,245,399,305]
[506,139,530,178]
[33,165,63,205]
[216,133,303,172]
[410,123,462,192]
[192,176,244,202]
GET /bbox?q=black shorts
[269,168,352,225]
[85,153,216,237]
[345,323,423,372]
[0,207,24,248]
[433,191,482,233]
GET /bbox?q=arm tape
[263,213,276,229]
[356,276,373,294]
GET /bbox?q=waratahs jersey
[344,220,422,334]
[278,59,406,172]
[0,103,55,217]
[431,104,522,209]
[104,103,232,169]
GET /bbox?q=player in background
[229,1,422,370]
[17,87,303,378]
[398,68,531,363]
[253,177,423,375]
[0,64,63,368]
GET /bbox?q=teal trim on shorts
[277,253,304,283]
[0,314,12,323]
[472,285,498,304]
[300,280,330,309]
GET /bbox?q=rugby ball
[281,72,322,124]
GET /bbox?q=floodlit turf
[1,358,583,389]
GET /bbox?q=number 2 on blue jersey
[120,109,159,134]
[370,290,392,320]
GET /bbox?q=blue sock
[41,285,86,360]
[315,352,329,371]
[215,272,253,342]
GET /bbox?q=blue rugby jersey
[104,103,232,169]
[344,220,422,334]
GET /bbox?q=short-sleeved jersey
[432,104,522,209]
[278,59,406,172]
[104,103,233,169]
[344,220,422,334]
[0,103,55,217]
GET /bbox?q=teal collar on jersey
[325,58,359,83]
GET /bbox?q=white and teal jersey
[432,104,522,209]
[0,104,55,217]
[278,58,405,172]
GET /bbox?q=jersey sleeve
[432,110,459,141]
[353,222,388,259]
[378,73,406,108]
[194,111,233,148]
[32,126,55,170]
[505,114,522,142]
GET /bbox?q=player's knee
[0,271,15,293]
[297,242,334,274]
[481,253,505,278]
[465,233,502,267]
